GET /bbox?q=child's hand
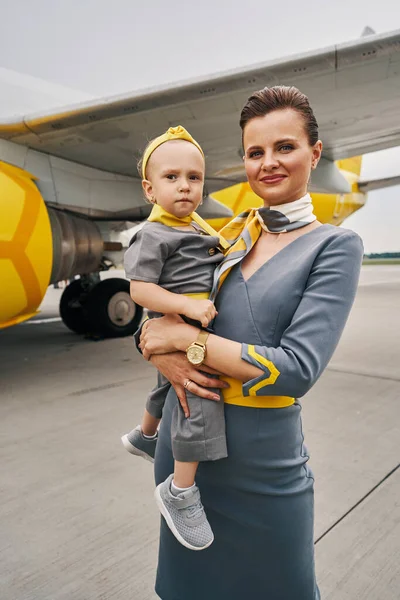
[182,298,217,328]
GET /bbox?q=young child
[122,126,230,551]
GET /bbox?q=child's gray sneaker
[121,425,157,463]
[154,474,214,551]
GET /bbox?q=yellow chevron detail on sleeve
[247,344,280,396]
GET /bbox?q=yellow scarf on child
[147,204,230,251]
[147,205,267,298]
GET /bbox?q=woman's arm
[232,230,363,398]
[140,315,262,381]
[142,230,363,399]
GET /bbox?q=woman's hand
[139,314,194,360]
[150,352,228,418]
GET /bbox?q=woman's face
[243,108,322,206]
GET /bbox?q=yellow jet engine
[0,161,142,336]
[0,162,53,328]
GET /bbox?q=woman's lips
[260,175,286,184]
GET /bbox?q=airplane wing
[1,29,400,193]
[358,174,400,192]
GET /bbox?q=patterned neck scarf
[256,193,316,233]
[210,194,316,300]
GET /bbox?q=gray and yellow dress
[124,219,228,462]
[154,223,363,600]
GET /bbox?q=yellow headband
[141,125,204,179]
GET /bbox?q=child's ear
[142,179,156,203]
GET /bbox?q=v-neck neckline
[240,223,331,284]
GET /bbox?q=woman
[139,86,363,600]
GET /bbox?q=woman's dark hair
[240,86,319,146]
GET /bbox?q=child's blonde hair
[137,126,204,180]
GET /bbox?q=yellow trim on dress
[221,376,294,408]
[247,344,280,395]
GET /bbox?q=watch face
[187,345,205,365]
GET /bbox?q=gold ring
[184,379,192,390]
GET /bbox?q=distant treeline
[365,253,400,259]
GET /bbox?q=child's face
[142,140,205,217]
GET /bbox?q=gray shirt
[124,221,224,294]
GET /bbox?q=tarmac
[0,265,399,600]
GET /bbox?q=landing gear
[86,278,142,338]
[60,276,143,338]
[59,279,90,334]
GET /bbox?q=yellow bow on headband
[141,125,204,179]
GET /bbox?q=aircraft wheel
[59,279,90,334]
[86,278,143,338]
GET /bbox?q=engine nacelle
[47,208,103,284]
[0,161,103,329]
[0,161,53,328]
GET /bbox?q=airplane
[1,28,400,338]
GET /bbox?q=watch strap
[195,330,209,348]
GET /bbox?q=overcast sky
[1,0,400,252]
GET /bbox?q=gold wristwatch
[186,330,209,366]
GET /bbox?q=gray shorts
[146,372,227,463]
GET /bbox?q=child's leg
[154,376,226,550]
[141,408,160,437]
[121,372,170,461]
[171,375,227,463]
[173,460,199,489]
[145,372,170,423]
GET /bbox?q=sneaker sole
[121,434,154,463]
[154,484,214,551]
